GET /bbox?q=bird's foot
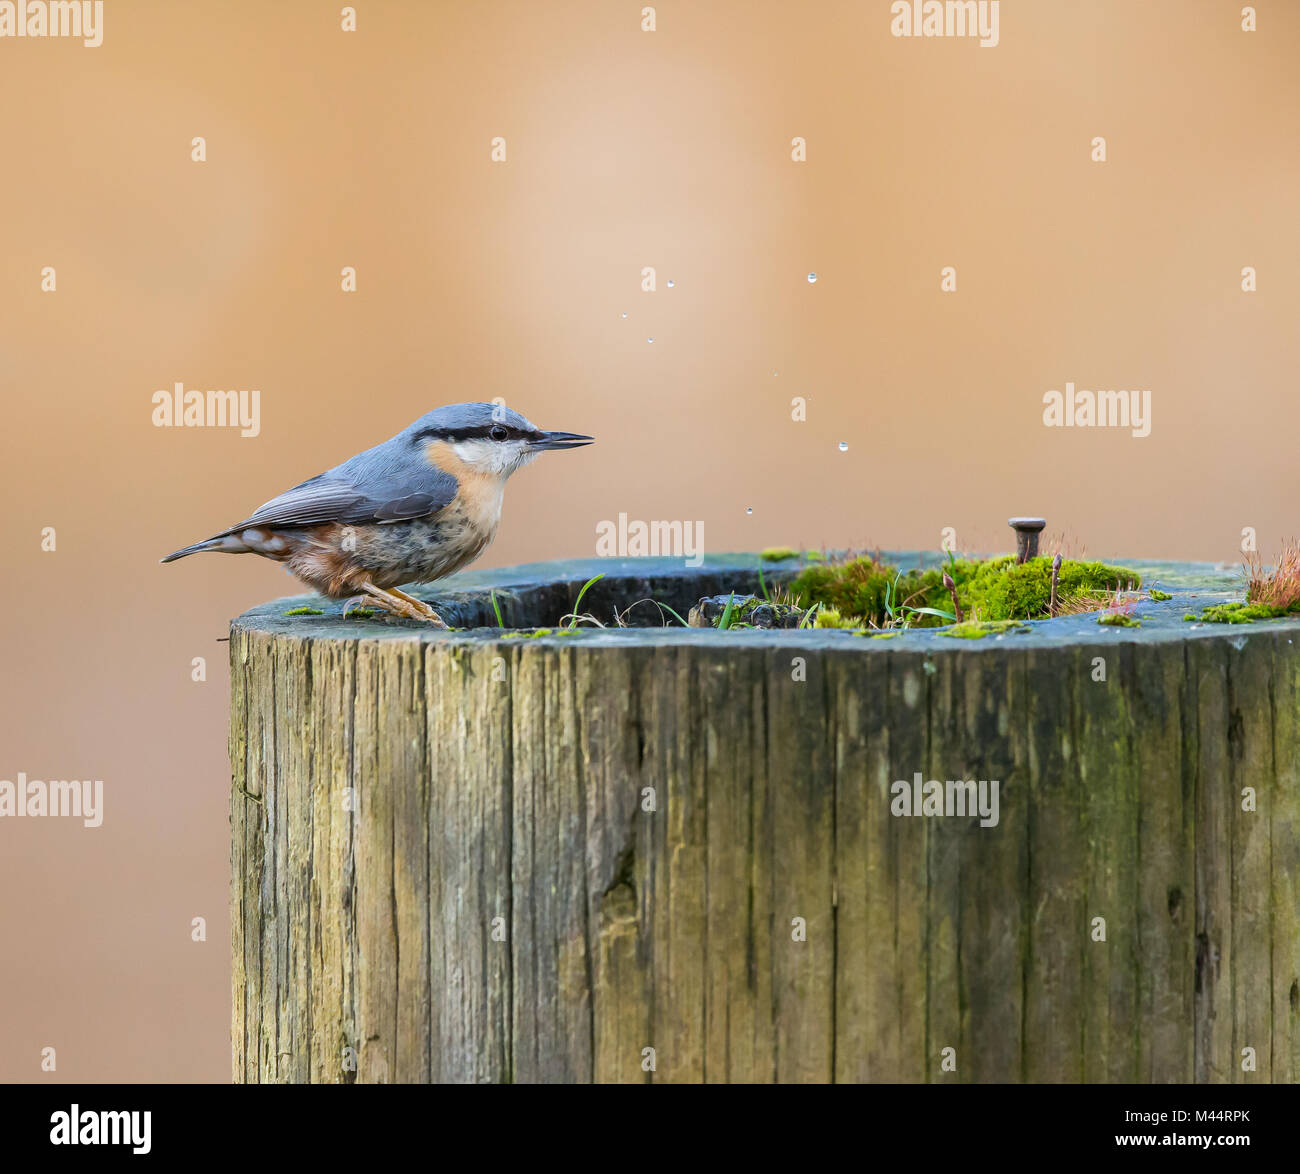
[359,582,448,627]
[386,586,449,627]
[341,595,378,618]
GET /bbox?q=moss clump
[961,556,1139,622]
[695,594,791,629]
[813,606,872,630]
[940,619,1026,640]
[1148,588,1172,601]
[760,546,798,562]
[284,606,324,616]
[789,554,1137,629]
[790,557,953,627]
[725,597,770,625]
[1097,613,1140,627]
[1184,613,1197,621]
[1197,602,1286,624]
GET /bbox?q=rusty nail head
[1009,517,1046,564]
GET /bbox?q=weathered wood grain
[1270,634,1300,1083]
[1076,641,1139,1082]
[230,575,1300,1084]
[1133,640,1195,1082]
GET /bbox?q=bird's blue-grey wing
[225,453,458,533]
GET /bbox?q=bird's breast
[382,472,505,585]
[449,470,506,539]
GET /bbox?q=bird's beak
[531,431,594,450]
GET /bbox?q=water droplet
[772,371,779,377]
[838,441,848,452]
[807,272,818,283]
[666,279,675,288]
[620,312,628,319]
[647,337,655,344]
[745,508,753,515]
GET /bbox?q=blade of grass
[799,601,822,629]
[758,566,771,601]
[904,605,957,622]
[717,593,737,630]
[490,589,505,628]
[567,573,606,630]
[655,602,690,627]
[884,570,903,621]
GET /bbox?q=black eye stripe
[415,425,533,444]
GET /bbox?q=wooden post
[229,556,1300,1083]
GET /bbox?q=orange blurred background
[1,0,1297,1081]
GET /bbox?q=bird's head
[409,402,593,479]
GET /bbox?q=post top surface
[228,552,1299,653]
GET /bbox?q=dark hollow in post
[1009,516,1047,564]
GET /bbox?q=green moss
[789,554,1138,629]
[1148,588,1172,601]
[962,556,1139,622]
[1197,593,1300,623]
[814,607,868,630]
[1197,601,1285,624]
[284,606,324,616]
[344,608,376,619]
[805,550,825,562]
[790,557,951,628]
[1097,613,1140,627]
[760,546,798,562]
[1184,613,1197,621]
[940,619,1026,639]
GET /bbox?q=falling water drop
[647,337,655,344]
[838,441,848,452]
[620,312,628,319]
[745,508,753,516]
[666,279,675,288]
[807,272,818,283]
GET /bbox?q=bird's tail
[160,539,218,563]
[160,534,242,563]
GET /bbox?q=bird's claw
[357,583,448,627]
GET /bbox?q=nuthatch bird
[161,402,593,625]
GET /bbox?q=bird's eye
[489,425,509,442]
